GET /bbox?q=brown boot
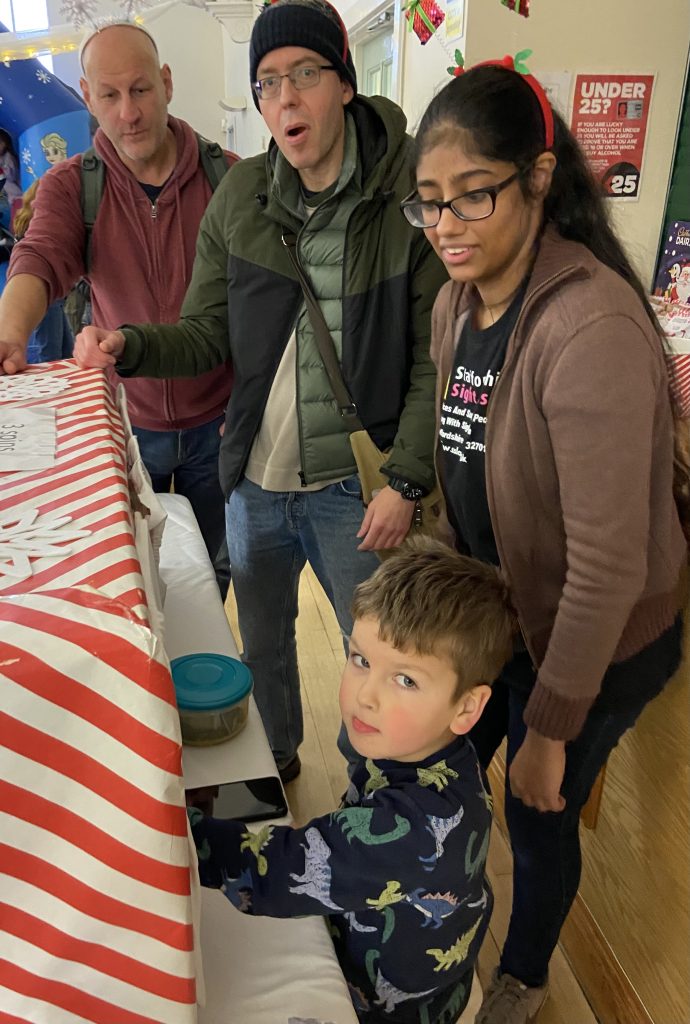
[474,969,548,1024]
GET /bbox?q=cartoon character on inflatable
[0,19,91,205]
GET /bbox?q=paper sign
[445,0,465,41]
[570,73,654,199]
[536,71,572,120]
[0,406,57,470]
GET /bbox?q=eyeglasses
[252,64,337,100]
[400,171,521,228]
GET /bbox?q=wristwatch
[387,477,427,502]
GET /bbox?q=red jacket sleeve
[8,158,87,304]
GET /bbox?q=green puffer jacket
[118,95,447,498]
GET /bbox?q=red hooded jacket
[9,116,235,430]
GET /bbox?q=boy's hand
[74,326,125,368]
[509,729,566,813]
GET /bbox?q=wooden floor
[226,565,599,1024]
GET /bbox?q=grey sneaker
[474,969,548,1024]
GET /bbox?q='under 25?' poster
[570,73,654,199]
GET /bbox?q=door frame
[348,1,404,106]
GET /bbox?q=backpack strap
[196,133,229,193]
[80,147,105,276]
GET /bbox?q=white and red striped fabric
[0,362,196,1024]
[669,352,690,419]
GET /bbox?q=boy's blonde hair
[351,537,517,698]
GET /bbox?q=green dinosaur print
[381,905,396,944]
[426,917,481,972]
[364,759,389,796]
[365,881,403,944]
[464,827,490,881]
[240,824,274,876]
[417,760,459,792]
[437,979,468,1022]
[365,947,380,986]
[366,880,405,912]
[332,807,411,845]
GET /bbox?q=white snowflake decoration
[36,68,51,85]
[0,508,92,582]
[118,0,153,17]
[0,375,71,404]
[21,147,32,166]
[59,0,99,29]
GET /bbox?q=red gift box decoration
[500,0,531,17]
[404,0,445,45]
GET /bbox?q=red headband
[453,50,554,151]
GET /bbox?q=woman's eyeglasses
[252,65,337,101]
[400,171,521,228]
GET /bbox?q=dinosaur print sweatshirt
[189,735,493,1024]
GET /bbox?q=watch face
[402,484,425,501]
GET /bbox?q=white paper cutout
[0,507,92,582]
[0,374,71,403]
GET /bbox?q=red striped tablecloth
[0,362,197,1024]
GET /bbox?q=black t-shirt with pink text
[439,289,525,565]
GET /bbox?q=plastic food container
[171,653,253,746]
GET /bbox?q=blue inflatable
[0,21,91,194]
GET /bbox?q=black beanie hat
[250,0,357,109]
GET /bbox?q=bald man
[0,23,235,596]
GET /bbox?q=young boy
[188,538,516,1024]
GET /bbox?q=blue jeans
[26,300,74,363]
[469,616,683,987]
[226,475,380,767]
[133,416,230,599]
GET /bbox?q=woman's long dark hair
[415,65,690,541]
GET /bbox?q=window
[1,0,49,32]
[0,0,53,72]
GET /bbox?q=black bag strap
[196,133,229,192]
[81,147,105,275]
[281,230,364,434]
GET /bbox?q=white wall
[343,0,690,287]
[46,0,227,146]
[464,0,690,284]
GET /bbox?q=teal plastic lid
[171,653,252,711]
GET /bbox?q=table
[0,362,196,1024]
[159,493,359,1024]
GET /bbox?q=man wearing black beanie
[75,0,446,785]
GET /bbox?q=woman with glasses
[404,60,688,1024]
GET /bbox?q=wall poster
[445,0,465,42]
[570,73,654,200]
